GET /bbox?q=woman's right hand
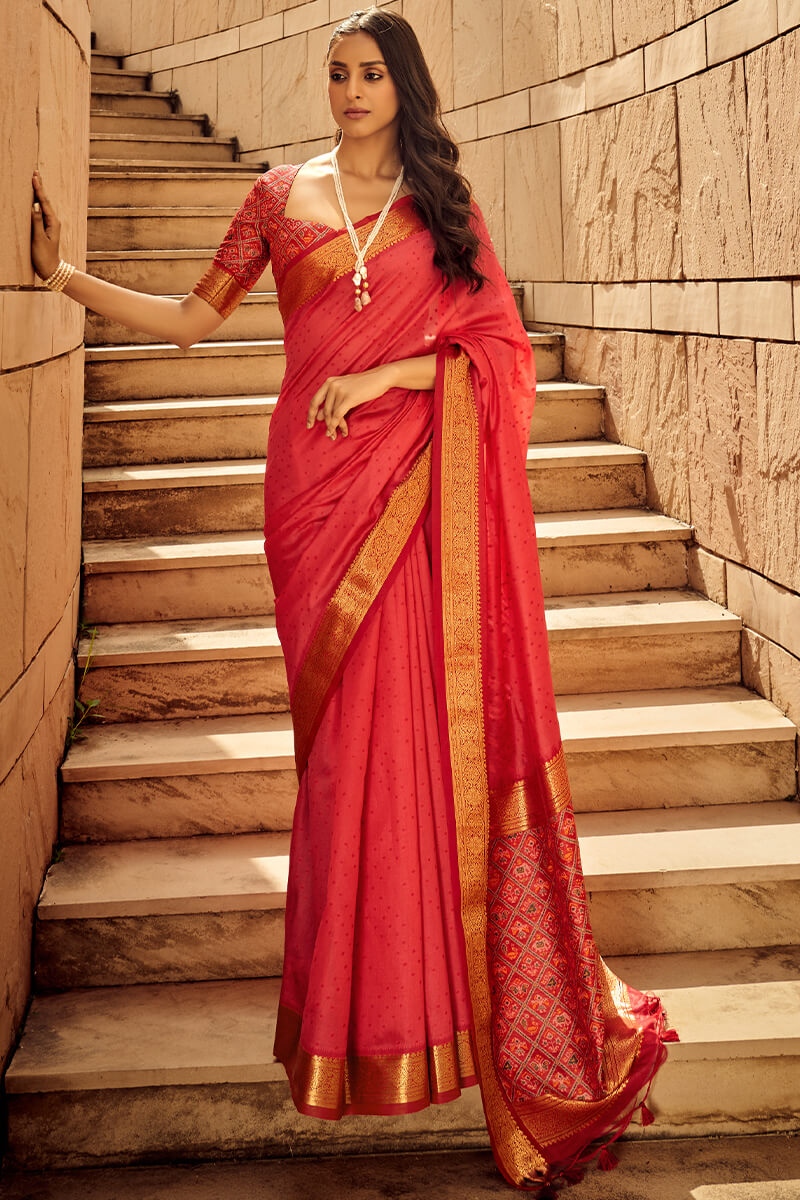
[30,170,61,280]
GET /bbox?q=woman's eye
[329,72,346,82]
[365,72,383,81]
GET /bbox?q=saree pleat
[191,162,677,1190]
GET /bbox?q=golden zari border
[489,746,572,838]
[439,348,549,1184]
[191,262,248,319]
[275,1004,476,1112]
[291,441,432,775]
[280,202,427,321]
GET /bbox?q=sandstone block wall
[0,0,89,1080]
[90,0,799,776]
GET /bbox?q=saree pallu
[195,173,677,1191]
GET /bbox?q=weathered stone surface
[678,59,752,278]
[729,560,800,660]
[92,0,133,55]
[687,544,728,606]
[403,0,454,111]
[686,337,763,571]
[0,0,40,285]
[558,0,613,75]
[675,0,728,20]
[561,91,681,281]
[741,626,771,698]
[452,0,502,108]
[504,124,562,281]
[747,25,800,275]
[218,48,262,151]
[707,0,778,66]
[171,60,219,126]
[585,47,643,109]
[768,638,800,730]
[502,0,558,91]
[174,0,218,44]
[756,342,800,592]
[459,137,505,263]
[0,369,31,694]
[130,0,173,53]
[614,0,676,56]
[645,20,706,90]
[719,280,794,340]
[219,0,262,29]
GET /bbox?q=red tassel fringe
[640,1101,655,1126]
[597,1146,619,1171]
[661,1028,680,1042]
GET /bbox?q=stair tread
[82,442,644,490]
[59,685,795,783]
[89,168,257,178]
[36,802,800,920]
[89,159,262,171]
[88,206,237,217]
[89,113,204,123]
[76,591,741,667]
[90,90,174,101]
[90,132,236,145]
[7,944,800,1092]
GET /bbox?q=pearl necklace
[331,143,405,313]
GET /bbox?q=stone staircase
[3,50,800,1172]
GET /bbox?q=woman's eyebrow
[329,59,386,67]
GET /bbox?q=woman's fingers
[306,377,349,441]
[307,379,328,428]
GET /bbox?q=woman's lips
[344,110,370,119]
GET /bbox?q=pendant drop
[353,271,361,286]
[354,294,363,313]
[361,288,371,307]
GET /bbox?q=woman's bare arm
[31,170,223,350]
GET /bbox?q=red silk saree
[193,163,678,1191]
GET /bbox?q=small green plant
[65,621,102,748]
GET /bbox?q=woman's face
[327,32,400,140]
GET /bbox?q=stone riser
[86,252,277,294]
[80,463,644,539]
[89,172,257,205]
[85,353,287,402]
[80,539,688,625]
[88,213,235,252]
[90,114,207,138]
[81,396,603,467]
[91,71,149,92]
[60,737,798,845]
[78,630,740,724]
[89,137,234,162]
[90,92,175,116]
[32,879,800,988]
[85,299,285,347]
[91,53,121,69]
[6,1060,800,1171]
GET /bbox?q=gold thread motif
[191,262,248,319]
[279,204,427,323]
[292,441,432,775]
[439,349,549,1183]
[274,1003,477,1111]
[489,747,573,838]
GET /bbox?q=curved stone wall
[0,0,89,1079]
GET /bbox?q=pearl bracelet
[41,259,76,293]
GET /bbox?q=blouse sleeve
[191,172,273,319]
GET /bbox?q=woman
[31,8,677,1193]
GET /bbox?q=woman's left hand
[307,364,394,441]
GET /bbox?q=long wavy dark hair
[327,8,488,293]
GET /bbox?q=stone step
[81,382,604,467]
[83,333,563,403]
[90,69,151,93]
[90,133,237,163]
[5,944,800,1167]
[58,684,798,843]
[90,112,208,139]
[29,801,800,983]
[88,168,262,206]
[91,52,122,70]
[79,508,693,624]
[86,248,276,293]
[79,441,645,540]
[90,89,175,116]
[2,1135,800,1200]
[90,158,267,173]
[86,293,285,348]
[74,591,742,725]
[87,205,235,252]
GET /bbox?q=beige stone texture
[504,125,563,282]
[718,281,794,340]
[533,282,593,326]
[558,0,613,76]
[131,0,173,53]
[459,138,505,263]
[645,20,706,90]
[747,26,800,276]
[262,30,323,146]
[239,12,283,51]
[768,640,800,731]
[677,60,753,278]
[445,106,477,142]
[285,0,328,37]
[452,0,502,108]
[151,39,194,73]
[585,48,644,109]
[194,27,240,64]
[502,0,558,91]
[0,0,40,284]
[476,89,528,138]
[614,0,677,55]
[687,544,728,607]
[651,282,719,334]
[217,48,262,150]
[685,337,764,573]
[175,0,219,45]
[219,0,263,29]
[171,60,219,127]
[728,561,800,660]
[403,0,454,111]
[779,0,800,31]
[91,0,132,54]
[0,371,31,697]
[675,0,727,19]
[593,282,651,329]
[706,0,778,65]
[741,626,771,699]
[561,91,681,281]
[530,74,586,125]
[756,343,800,593]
